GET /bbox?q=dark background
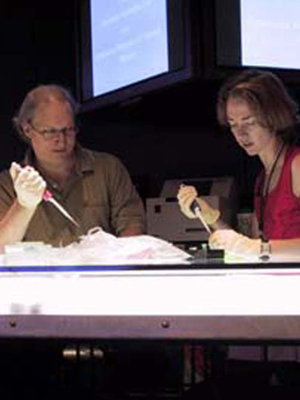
[1,0,299,212]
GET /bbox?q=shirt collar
[74,144,94,175]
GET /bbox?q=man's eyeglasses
[29,123,78,141]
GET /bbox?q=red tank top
[254,146,300,240]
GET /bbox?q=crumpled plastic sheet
[3,227,190,266]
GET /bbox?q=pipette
[190,200,212,234]
[11,162,80,228]
[43,190,80,228]
[179,183,212,234]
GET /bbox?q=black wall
[1,0,295,211]
[0,0,77,163]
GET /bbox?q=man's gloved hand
[177,185,220,225]
[10,162,46,210]
[209,229,260,258]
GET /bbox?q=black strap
[259,143,285,241]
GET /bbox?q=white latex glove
[10,162,46,210]
[177,185,220,225]
[209,229,260,258]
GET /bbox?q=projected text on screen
[91,0,169,97]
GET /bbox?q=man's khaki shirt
[0,146,146,246]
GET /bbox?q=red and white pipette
[43,189,80,228]
[11,162,79,228]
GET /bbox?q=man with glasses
[0,84,145,249]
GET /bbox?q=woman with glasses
[0,85,145,249]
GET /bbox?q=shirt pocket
[81,203,112,234]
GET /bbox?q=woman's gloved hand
[209,229,260,258]
[10,162,46,210]
[177,185,220,225]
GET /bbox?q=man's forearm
[0,199,36,251]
